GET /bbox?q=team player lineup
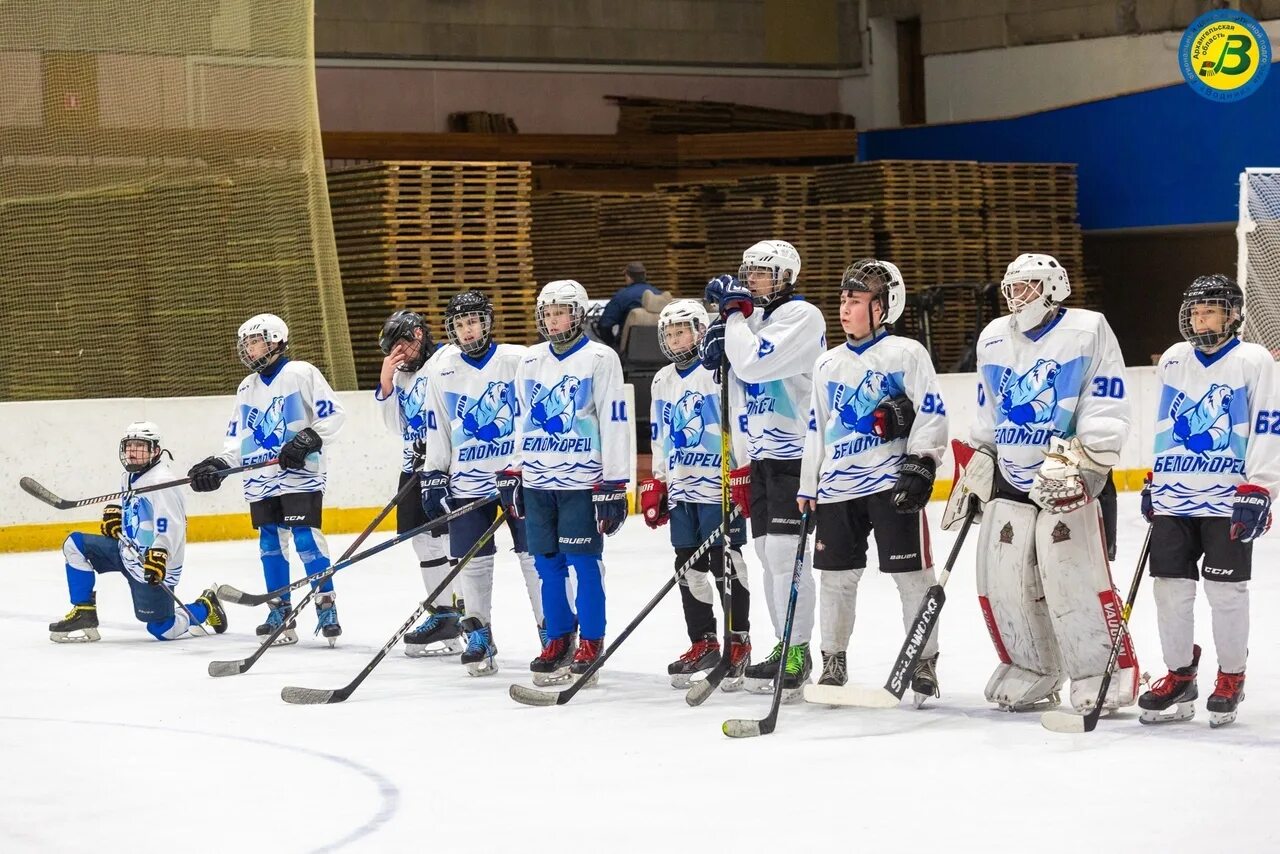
[33,240,1278,734]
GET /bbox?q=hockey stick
[803,498,979,709]
[279,508,506,705]
[207,476,423,677]
[1040,523,1151,734]
[19,459,278,510]
[723,510,812,738]
[685,353,740,708]
[214,494,495,607]
[509,503,744,707]
[117,534,209,637]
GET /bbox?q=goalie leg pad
[976,499,1064,709]
[1034,502,1138,711]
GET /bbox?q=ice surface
[3,493,1278,853]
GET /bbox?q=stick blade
[1040,709,1097,734]
[207,659,247,678]
[214,584,255,606]
[508,684,560,707]
[723,716,776,739]
[19,477,71,510]
[281,686,339,705]
[802,683,901,708]
[685,664,726,707]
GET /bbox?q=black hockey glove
[419,470,452,524]
[892,455,935,514]
[100,504,123,540]
[143,547,168,586]
[188,457,231,493]
[872,394,916,441]
[279,427,322,471]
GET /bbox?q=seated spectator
[597,261,660,350]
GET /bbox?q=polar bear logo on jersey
[400,377,430,434]
[250,396,288,451]
[122,497,154,547]
[461,381,515,442]
[1171,383,1233,455]
[998,359,1060,426]
[531,376,581,436]
[833,371,891,434]
[666,390,707,449]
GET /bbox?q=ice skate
[817,650,847,687]
[1139,645,1199,725]
[743,641,783,694]
[197,587,229,635]
[49,595,100,643]
[1207,668,1245,729]
[530,632,577,686]
[314,592,341,647]
[667,634,720,689]
[779,642,812,704]
[720,631,751,692]
[460,617,498,676]
[256,601,297,646]
[403,605,463,657]
[570,637,604,689]
[912,654,940,708]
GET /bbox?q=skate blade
[670,670,713,690]
[49,628,101,643]
[1140,704,1196,725]
[270,630,298,646]
[802,683,900,708]
[466,659,499,677]
[719,675,745,693]
[781,685,807,704]
[531,668,573,687]
[404,640,463,658]
[743,677,777,695]
[1209,710,1238,728]
[998,692,1061,713]
[570,670,600,689]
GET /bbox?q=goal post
[1238,168,1280,356]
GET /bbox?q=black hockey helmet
[445,290,494,357]
[380,309,432,372]
[1179,274,1244,352]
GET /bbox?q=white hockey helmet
[739,239,802,307]
[1000,253,1071,332]
[657,299,710,364]
[536,279,590,346]
[237,313,289,372]
[842,259,906,327]
[119,420,163,473]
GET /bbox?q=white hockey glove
[941,440,995,531]
[1028,436,1116,514]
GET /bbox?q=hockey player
[1137,275,1279,727]
[50,422,227,642]
[419,290,546,675]
[699,241,826,696]
[498,280,631,686]
[798,260,947,703]
[943,253,1137,713]
[374,308,465,656]
[642,299,752,689]
[187,314,345,646]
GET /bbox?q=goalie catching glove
[1028,436,1116,514]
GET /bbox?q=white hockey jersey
[800,333,948,503]
[649,362,750,505]
[217,359,346,501]
[972,308,1129,494]
[1151,338,1280,517]
[375,344,457,474]
[421,342,526,499]
[513,337,630,490]
[119,460,187,587]
[723,297,827,461]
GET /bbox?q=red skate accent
[573,637,603,665]
[679,637,720,665]
[1211,670,1246,702]
[978,596,1012,664]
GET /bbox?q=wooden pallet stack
[328,161,534,387]
[981,162,1092,308]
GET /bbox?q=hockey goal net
[1239,168,1280,356]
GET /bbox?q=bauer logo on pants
[1179,10,1270,102]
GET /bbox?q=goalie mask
[1179,274,1244,353]
[1000,254,1071,333]
[657,299,710,365]
[380,310,432,372]
[119,421,164,473]
[237,313,289,373]
[536,279,589,346]
[739,239,802,308]
[445,290,494,357]
[841,259,906,331]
